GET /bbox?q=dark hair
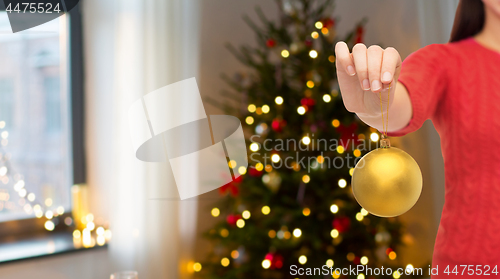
[450,0,485,42]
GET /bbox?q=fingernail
[362,79,370,90]
[372,80,382,91]
[382,72,392,82]
[347,66,356,76]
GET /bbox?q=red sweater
[389,38,500,276]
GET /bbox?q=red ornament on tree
[249,167,263,177]
[272,118,287,133]
[301,97,315,110]
[322,18,335,29]
[264,252,284,269]
[336,122,359,149]
[266,38,276,48]
[305,39,313,47]
[219,175,242,196]
[354,26,365,44]
[226,214,242,226]
[332,216,351,233]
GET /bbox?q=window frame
[0,4,86,239]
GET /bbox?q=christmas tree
[197,0,424,278]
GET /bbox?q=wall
[0,250,109,279]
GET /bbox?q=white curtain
[83,0,200,278]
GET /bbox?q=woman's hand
[334,42,402,118]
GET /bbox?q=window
[0,7,84,226]
[0,79,14,128]
[45,76,62,132]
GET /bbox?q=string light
[73,230,81,239]
[293,228,302,237]
[262,206,271,215]
[361,208,369,216]
[323,94,331,103]
[357,274,365,279]
[238,166,247,175]
[228,160,237,168]
[332,119,340,127]
[262,105,270,113]
[248,104,256,113]
[255,163,264,171]
[242,210,251,219]
[309,50,318,58]
[231,250,239,259]
[246,116,254,125]
[262,259,271,269]
[326,259,334,267]
[87,221,95,230]
[349,168,355,176]
[193,262,202,272]
[311,31,319,39]
[356,212,364,221]
[0,166,7,176]
[370,132,380,142]
[302,136,311,145]
[406,264,414,273]
[315,21,323,29]
[393,270,401,279]
[353,149,361,157]
[330,204,339,213]
[220,229,229,237]
[360,256,369,265]
[297,106,306,115]
[329,55,336,63]
[388,251,397,260]
[298,255,307,264]
[302,208,310,216]
[338,179,347,188]
[250,142,259,152]
[331,229,339,238]
[336,145,345,154]
[45,210,54,219]
[221,257,230,267]
[44,220,55,231]
[302,175,310,183]
[275,96,284,105]
[281,49,290,58]
[271,154,280,163]
[321,27,329,35]
[306,80,314,88]
[45,198,53,207]
[211,208,220,217]
[268,230,276,238]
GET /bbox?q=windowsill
[0,231,107,265]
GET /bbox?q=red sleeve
[386,44,449,137]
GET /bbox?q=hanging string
[379,83,391,137]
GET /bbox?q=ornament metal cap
[380,134,390,148]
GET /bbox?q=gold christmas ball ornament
[352,139,423,217]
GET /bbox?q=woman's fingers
[334,41,355,76]
[352,43,370,91]
[381,47,402,85]
[367,45,384,92]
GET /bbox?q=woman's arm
[334,42,413,132]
